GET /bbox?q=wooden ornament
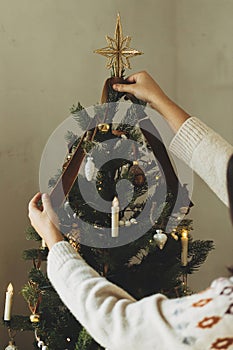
[129,161,145,187]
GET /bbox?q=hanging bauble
[153,229,168,250]
[64,201,73,218]
[125,220,131,227]
[97,123,110,133]
[128,161,146,187]
[38,340,44,348]
[30,313,40,323]
[85,156,95,181]
[5,341,18,350]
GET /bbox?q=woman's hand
[113,71,190,132]
[113,71,169,112]
[28,192,64,250]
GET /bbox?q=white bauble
[38,341,44,348]
[5,343,18,350]
[85,156,95,181]
[153,230,168,250]
[125,220,131,227]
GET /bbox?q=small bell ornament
[85,156,95,181]
[97,123,110,133]
[153,229,168,250]
[5,340,18,350]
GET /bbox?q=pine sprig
[71,103,92,131]
[48,169,62,189]
[26,226,41,241]
[75,328,93,350]
[22,248,48,261]
[187,239,215,273]
[2,315,33,331]
[21,281,42,309]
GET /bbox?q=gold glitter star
[94,14,143,77]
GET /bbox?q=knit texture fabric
[48,242,233,349]
[48,241,187,350]
[169,117,233,206]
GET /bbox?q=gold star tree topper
[94,14,143,77]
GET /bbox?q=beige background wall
[0,0,232,348]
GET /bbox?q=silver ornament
[64,201,73,218]
[85,156,95,181]
[42,346,48,350]
[38,340,44,348]
[153,229,168,250]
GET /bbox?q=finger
[42,193,59,226]
[41,193,53,212]
[125,74,138,84]
[113,83,135,95]
[28,192,42,212]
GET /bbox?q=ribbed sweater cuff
[48,241,81,270]
[169,117,209,164]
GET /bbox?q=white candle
[41,239,47,248]
[111,197,119,238]
[4,283,13,321]
[181,230,188,266]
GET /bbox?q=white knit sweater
[48,117,233,350]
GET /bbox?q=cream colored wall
[0,0,232,348]
[0,0,176,348]
[175,0,233,292]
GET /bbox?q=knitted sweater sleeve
[169,117,233,206]
[47,241,185,350]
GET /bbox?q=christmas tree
[3,14,214,350]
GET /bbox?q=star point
[94,14,143,77]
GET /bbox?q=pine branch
[48,169,62,189]
[28,268,50,288]
[71,103,92,131]
[22,249,48,261]
[2,315,33,331]
[25,226,41,241]
[75,328,93,350]
[187,239,215,274]
[65,130,79,147]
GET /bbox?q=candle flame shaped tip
[112,197,119,207]
[7,283,13,293]
[181,229,188,238]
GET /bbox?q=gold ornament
[97,123,110,133]
[30,314,40,323]
[94,13,143,77]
